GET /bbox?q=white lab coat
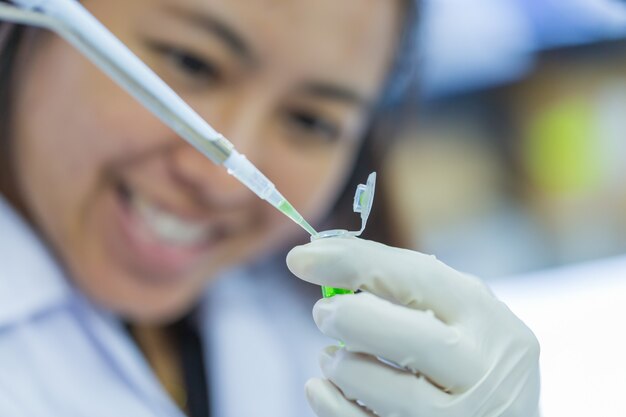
[0,195,325,417]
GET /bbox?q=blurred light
[420,0,626,98]
[523,97,601,194]
[520,0,626,48]
[420,0,535,98]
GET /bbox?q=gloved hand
[287,237,540,417]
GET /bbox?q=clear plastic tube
[313,172,377,298]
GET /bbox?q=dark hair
[0,23,27,214]
[324,0,421,247]
[0,1,421,247]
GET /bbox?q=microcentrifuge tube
[314,172,377,298]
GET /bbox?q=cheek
[14,38,164,213]
[12,36,174,274]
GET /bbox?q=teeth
[131,192,213,246]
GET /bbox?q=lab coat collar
[0,196,186,415]
[0,195,73,326]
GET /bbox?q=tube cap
[312,172,377,240]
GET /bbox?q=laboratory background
[382,0,626,415]
[2,0,625,415]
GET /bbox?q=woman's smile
[109,179,249,280]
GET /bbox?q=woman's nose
[167,115,267,208]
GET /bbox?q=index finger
[286,237,490,322]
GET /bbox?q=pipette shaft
[2,0,316,235]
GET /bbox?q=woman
[0,0,540,416]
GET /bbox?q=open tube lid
[313,172,377,240]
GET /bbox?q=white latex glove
[287,237,540,417]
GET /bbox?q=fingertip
[312,298,335,329]
[304,378,333,416]
[304,377,321,402]
[286,242,330,278]
[286,244,309,275]
[286,239,347,284]
[305,377,373,417]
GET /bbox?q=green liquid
[278,200,317,236]
[277,200,351,299]
[321,286,354,298]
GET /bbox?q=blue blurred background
[385,0,626,278]
[384,3,626,414]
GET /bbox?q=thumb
[287,236,478,322]
[287,237,363,290]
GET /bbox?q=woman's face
[12,0,399,322]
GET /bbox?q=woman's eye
[147,42,222,85]
[283,110,340,144]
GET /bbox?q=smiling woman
[0,1,540,417]
[1,0,416,322]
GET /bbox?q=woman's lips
[111,182,223,278]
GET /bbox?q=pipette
[0,0,317,236]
